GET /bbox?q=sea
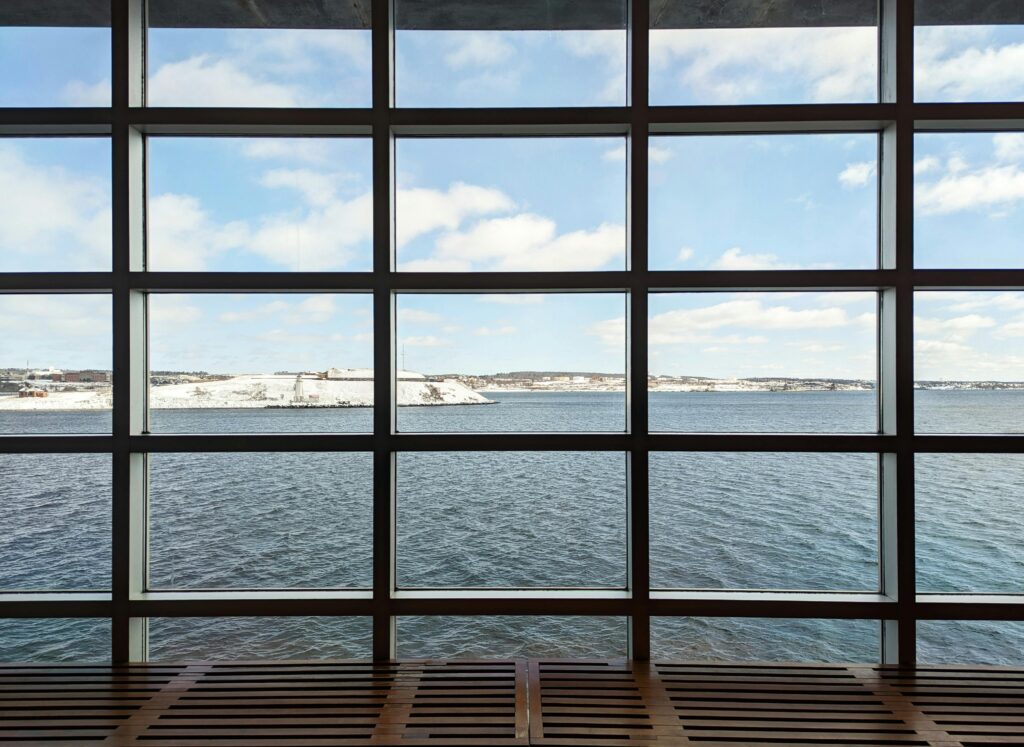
[1,389,1023,665]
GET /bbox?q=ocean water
[2,389,1023,664]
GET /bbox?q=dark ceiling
[1,0,1022,30]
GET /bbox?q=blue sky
[2,22,1024,379]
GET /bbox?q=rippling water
[2,390,1023,664]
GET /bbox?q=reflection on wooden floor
[3,658,1024,745]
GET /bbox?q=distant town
[4,366,1024,400]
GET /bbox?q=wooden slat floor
[2,659,1023,746]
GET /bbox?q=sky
[1,20,1024,379]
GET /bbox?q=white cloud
[241,139,331,163]
[838,161,876,188]
[474,325,517,337]
[432,214,624,271]
[676,247,695,263]
[148,193,249,271]
[401,336,451,348]
[561,30,627,103]
[651,27,876,103]
[914,156,941,175]
[397,182,515,248]
[915,27,1024,102]
[994,133,1024,163]
[260,168,342,207]
[398,309,443,325]
[0,144,110,271]
[649,299,852,345]
[915,313,996,341]
[444,33,516,69]
[478,295,545,305]
[61,78,110,106]
[709,247,785,271]
[149,298,202,326]
[916,162,1024,215]
[148,55,300,107]
[219,301,290,323]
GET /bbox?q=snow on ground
[0,373,491,410]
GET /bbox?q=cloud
[400,335,451,347]
[709,247,785,271]
[241,140,331,163]
[914,156,941,175]
[994,133,1024,162]
[676,247,695,263]
[649,299,852,345]
[916,161,1024,215]
[915,27,1024,102]
[260,168,343,207]
[0,144,111,271]
[148,193,249,271]
[397,182,515,248]
[148,55,300,107]
[915,313,996,341]
[61,78,110,106]
[474,325,517,337]
[444,33,516,69]
[478,295,546,306]
[651,27,876,103]
[560,30,627,103]
[398,309,443,325]
[838,161,876,188]
[148,297,202,326]
[219,301,290,323]
[431,214,624,271]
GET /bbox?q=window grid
[2,0,1024,665]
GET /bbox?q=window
[1,0,1021,665]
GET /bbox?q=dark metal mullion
[627,0,651,662]
[370,0,395,661]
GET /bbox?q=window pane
[915,133,1024,268]
[650,135,877,270]
[396,294,626,432]
[650,1,877,105]
[919,621,1024,667]
[915,292,1024,433]
[0,618,109,662]
[649,292,877,432]
[915,3,1024,102]
[148,138,371,272]
[148,294,372,433]
[0,2,110,106]
[917,454,1024,593]
[398,617,626,658]
[0,454,109,592]
[395,1,626,107]
[149,453,371,590]
[0,294,111,434]
[396,138,625,272]
[652,618,878,663]
[147,617,372,661]
[0,138,111,272]
[398,452,625,589]
[146,2,370,107]
[651,453,877,591]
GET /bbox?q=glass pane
[915,133,1024,268]
[918,454,1024,593]
[649,292,877,432]
[396,294,626,432]
[0,454,109,592]
[651,453,877,591]
[650,1,878,105]
[146,1,370,107]
[396,138,625,272]
[148,617,372,660]
[395,1,626,107]
[0,618,110,662]
[148,138,372,272]
[650,135,877,270]
[0,2,110,106]
[148,293,372,433]
[0,294,111,434]
[398,617,626,658]
[915,292,1024,433]
[919,621,1024,667]
[0,138,111,271]
[149,453,371,590]
[915,3,1024,102]
[652,617,878,663]
[398,452,625,589]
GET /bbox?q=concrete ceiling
[2,0,1022,30]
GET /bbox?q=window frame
[1,0,1022,665]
